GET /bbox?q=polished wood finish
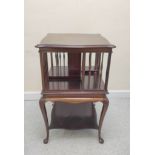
[68,53,81,78]
[36,33,116,48]
[105,52,112,93]
[36,33,115,144]
[39,98,49,144]
[41,97,108,104]
[49,102,98,130]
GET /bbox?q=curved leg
[39,98,49,144]
[98,99,109,144]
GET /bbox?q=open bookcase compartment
[41,52,108,91]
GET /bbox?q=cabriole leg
[98,100,109,144]
[39,98,49,144]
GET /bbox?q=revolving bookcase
[35,33,116,144]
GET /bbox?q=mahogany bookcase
[35,33,116,144]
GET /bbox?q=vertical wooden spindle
[55,52,59,76]
[105,52,112,93]
[63,52,65,76]
[54,52,57,76]
[100,53,104,75]
[94,53,98,89]
[89,52,92,76]
[56,53,59,89]
[50,52,54,89]
[50,53,53,75]
[59,53,61,66]
[59,53,61,75]
[82,52,86,87]
[98,52,104,88]
[88,52,92,89]
[97,53,101,75]
[67,52,69,76]
[50,53,53,68]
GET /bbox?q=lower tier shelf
[49,102,98,130]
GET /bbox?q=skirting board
[24,90,130,101]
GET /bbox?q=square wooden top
[35,33,116,48]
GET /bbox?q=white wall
[24,0,130,91]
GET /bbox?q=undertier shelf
[49,102,98,130]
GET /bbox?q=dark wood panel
[49,102,98,129]
[68,53,81,77]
